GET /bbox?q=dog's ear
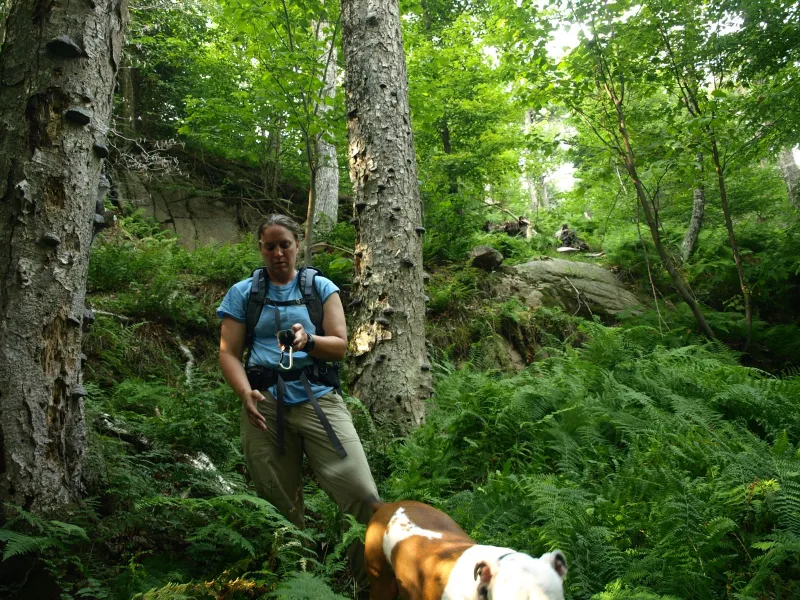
[473,561,493,584]
[542,550,568,579]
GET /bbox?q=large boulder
[469,245,504,270]
[494,258,642,320]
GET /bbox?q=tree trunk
[1,1,10,46]
[681,153,705,262]
[270,123,282,199]
[0,0,127,512]
[440,118,458,193]
[312,19,339,234]
[117,57,136,144]
[540,174,549,209]
[778,146,799,209]
[341,0,431,435]
[709,137,753,348]
[524,110,540,213]
[608,97,714,338]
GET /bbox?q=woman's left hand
[291,323,310,352]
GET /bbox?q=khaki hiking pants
[240,390,379,587]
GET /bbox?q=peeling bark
[681,153,705,262]
[341,0,431,435]
[0,0,127,512]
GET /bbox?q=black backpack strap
[298,266,342,392]
[300,372,347,458]
[244,267,268,365]
[299,266,324,335]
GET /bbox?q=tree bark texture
[312,22,339,234]
[0,0,127,512]
[778,146,799,209]
[681,153,705,262]
[341,0,431,435]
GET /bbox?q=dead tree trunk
[0,0,127,512]
[341,0,431,435]
[681,153,705,262]
[778,146,799,209]
[312,18,339,234]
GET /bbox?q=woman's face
[259,225,299,278]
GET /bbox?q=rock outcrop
[495,258,642,320]
[113,170,241,250]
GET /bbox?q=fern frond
[0,530,59,560]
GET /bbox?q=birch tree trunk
[312,19,339,234]
[540,175,549,209]
[0,0,127,512]
[117,58,136,143]
[1,1,10,46]
[524,110,540,213]
[341,0,431,435]
[778,146,799,209]
[681,153,705,262]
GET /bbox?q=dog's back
[365,501,566,600]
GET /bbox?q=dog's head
[473,550,567,600]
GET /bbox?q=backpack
[243,266,340,388]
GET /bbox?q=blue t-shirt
[217,271,340,405]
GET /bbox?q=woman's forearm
[305,334,347,362]
[219,351,252,400]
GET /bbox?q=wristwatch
[304,333,316,352]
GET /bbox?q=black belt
[247,366,347,459]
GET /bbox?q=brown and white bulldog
[365,501,567,600]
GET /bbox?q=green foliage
[386,327,800,598]
[0,506,89,561]
[268,571,350,600]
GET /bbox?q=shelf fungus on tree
[39,233,62,247]
[82,308,95,332]
[93,142,109,158]
[65,107,92,126]
[46,35,84,58]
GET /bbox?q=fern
[268,571,349,600]
[0,530,59,560]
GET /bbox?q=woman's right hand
[243,390,268,431]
